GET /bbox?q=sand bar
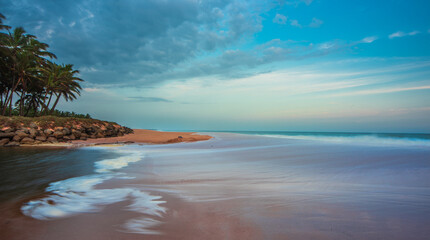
[72,129,212,146]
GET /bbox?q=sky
[1,0,430,132]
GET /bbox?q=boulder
[13,135,22,142]
[18,128,30,134]
[96,132,104,138]
[20,137,35,144]
[62,127,71,135]
[72,130,82,138]
[47,137,58,143]
[29,129,38,138]
[35,135,47,142]
[80,136,87,140]
[53,131,64,139]
[0,132,15,139]
[63,136,71,141]
[5,141,20,147]
[44,129,54,136]
[16,131,29,138]
[1,127,14,133]
[0,138,10,146]
[29,122,38,129]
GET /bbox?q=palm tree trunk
[50,93,61,114]
[44,93,53,115]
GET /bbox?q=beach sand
[2,133,430,239]
[72,129,212,145]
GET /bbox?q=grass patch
[0,116,119,129]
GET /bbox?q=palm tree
[49,64,83,114]
[0,25,56,115]
[0,13,84,117]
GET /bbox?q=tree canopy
[0,13,83,117]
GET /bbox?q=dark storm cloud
[0,0,264,86]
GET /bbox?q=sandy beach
[72,129,212,145]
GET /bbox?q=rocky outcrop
[0,121,133,147]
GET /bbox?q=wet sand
[1,132,430,239]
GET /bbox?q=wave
[251,132,430,147]
[21,147,166,235]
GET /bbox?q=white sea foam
[21,147,166,234]
[123,217,163,235]
[258,134,430,147]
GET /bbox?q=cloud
[127,97,173,103]
[290,19,301,27]
[309,18,323,28]
[273,13,287,24]
[278,0,314,6]
[389,30,420,39]
[331,85,430,97]
[359,36,378,44]
[1,0,264,86]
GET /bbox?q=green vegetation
[0,13,83,117]
[0,115,117,129]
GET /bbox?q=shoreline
[21,129,212,147]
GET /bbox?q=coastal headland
[0,116,211,147]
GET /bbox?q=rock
[96,132,104,138]
[53,131,64,139]
[16,131,29,138]
[29,122,38,129]
[72,130,82,138]
[29,128,38,138]
[80,133,89,138]
[80,136,87,140]
[5,141,20,147]
[47,137,58,143]
[63,127,71,135]
[0,138,10,146]
[34,140,42,145]
[1,127,14,133]
[12,135,22,142]
[44,129,54,136]
[18,128,30,134]
[35,135,47,142]
[63,136,71,141]
[0,132,15,139]
[69,134,76,140]
[20,137,35,144]
[178,136,183,139]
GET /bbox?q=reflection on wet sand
[1,132,430,239]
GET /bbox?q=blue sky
[1,0,430,132]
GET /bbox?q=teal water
[219,131,430,147]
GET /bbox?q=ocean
[1,131,429,239]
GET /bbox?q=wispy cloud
[273,13,287,25]
[330,85,430,97]
[127,97,173,103]
[359,36,378,44]
[308,18,323,28]
[389,30,421,39]
[290,19,301,27]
